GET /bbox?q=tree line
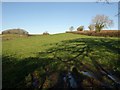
[69,14,113,32]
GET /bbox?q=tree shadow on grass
[3,55,59,88]
[38,37,120,89]
[2,37,120,89]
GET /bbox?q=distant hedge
[66,30,120,37]
[2,29,29,35]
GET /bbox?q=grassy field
[2,33,95,58]
[2,33,120,89]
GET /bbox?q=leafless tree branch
[96,0,111,4]
[97,0,120,16]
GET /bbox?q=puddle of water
[81,71,96,79]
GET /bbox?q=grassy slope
[2,33,120,88]
[3,33,94,58]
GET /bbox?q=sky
[1,2,118,34]
[1,0,120,2]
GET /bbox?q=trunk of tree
[95,23,104,32]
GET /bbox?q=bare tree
[97,0,120,16]
[69,26,74,31]
[117,1,120,16]
[92,15,113,32]
[88,24,95,31]
[96,0,111,4]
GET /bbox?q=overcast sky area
[1,1,119,34]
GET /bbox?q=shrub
[43,31,49,35]
[77,26,84,31]
[2,28,29,35]
[88,24,95,31]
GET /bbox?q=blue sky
[1,0,120,2]
[2,2,118,34]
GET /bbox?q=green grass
[2,33,120,88]
[3,33,93,58]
